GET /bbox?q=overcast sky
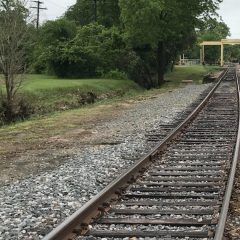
[35,0,240,39]
[218,0,240,38]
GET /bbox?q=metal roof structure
[200,39,240,66]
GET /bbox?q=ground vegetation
[0,0,33,122]
[186,18,232,64]
[0,65,216,181]
[0,0,225,124]
[33,0,223,87]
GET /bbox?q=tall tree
[186,18,230,63]
[199,18,230,41]
[199,18,230,64]
[119,0,222,86]
[0,0,29,120]
[65,0,120,27]
[32,18,77,74]
[65,0,95,26]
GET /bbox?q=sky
[217,0,240,38]
[29,0,76,22]
[34,0,240,39]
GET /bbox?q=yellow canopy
[199,39,240,66]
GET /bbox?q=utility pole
[31,1,47,29]
[93,0,97,22]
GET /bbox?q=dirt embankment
[0,100,137,186]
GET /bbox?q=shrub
[33,22,133,79]
[0,94,35,124]
[127,53,155,89]
[77,91,97,105]
[102,69,128,80]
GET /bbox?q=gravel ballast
[0,84,212,240]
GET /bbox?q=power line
[31,1,47,29]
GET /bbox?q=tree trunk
[171,61,174,72]
[0,0,28,122]
[4,73,14,121]
[157,41,165,86]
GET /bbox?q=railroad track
[44,67,240,240]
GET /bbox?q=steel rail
[214,68,240,240]
[43,69,227,240]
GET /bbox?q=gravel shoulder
[0,84,211,240]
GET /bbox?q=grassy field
[0,65,220,122]
[21,75,140,92]
[10,75,143,115]
[164,65,220,86]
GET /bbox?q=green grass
[165,65,220,87]
[7,74,142,115]
[0,65,221,125]
[21,75,138,92]
[0,65,220,94]
[20,75,143,102]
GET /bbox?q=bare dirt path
[1,87,170,187]
[0,99,138,185]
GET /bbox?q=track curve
[43,67,239,240]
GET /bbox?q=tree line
[32,0,226,88]
[0,0,232,122]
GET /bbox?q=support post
[200,48,202,65]
[202,45,205,64]
[221,43,224,67]
[31,1,47,29]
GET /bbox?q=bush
[32,18,77,74]
[33,22,134,79]
[102,69,128,80]
[77,91,97,105]
[0,94,35,124]
[127,52,155,89]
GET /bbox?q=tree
[97,0,120,27]
[224,45,240,63]
[65,0,95,26]
[0,0,30,120]
[41,23,132,78]
[32,18,77,73]
[65,0,120,27]
[119,0,223,86]
[199,18,230,64]
[186,18,230,64]
[38,18,77,45]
